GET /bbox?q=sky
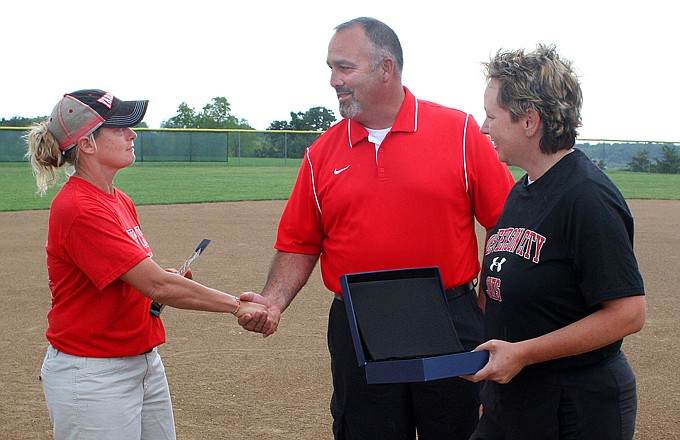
[2,0,677,142]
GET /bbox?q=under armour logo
[489,257,506,272]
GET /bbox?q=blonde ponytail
[24,122,77,195]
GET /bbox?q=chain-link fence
[1,127,677,171]
[0,127,323,163]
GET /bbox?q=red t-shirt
[276,87,515,294]
[45,177,165,357]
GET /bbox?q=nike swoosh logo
[334,165,351,175]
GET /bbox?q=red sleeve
[464,115,516,229]
[275,149,324,255]
[66,202,151,291]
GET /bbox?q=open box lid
[340,267,465,365]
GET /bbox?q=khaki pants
[41,345,176,440]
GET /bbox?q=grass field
[1,160,679,212]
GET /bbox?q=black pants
[470,351,638,440]
[327,289,483,440]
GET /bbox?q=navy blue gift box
[340,267,489,384]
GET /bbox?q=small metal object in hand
[150,238,211,317]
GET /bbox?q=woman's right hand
[235,292,281,337]
[235,298,267,317]
[233,295,279,337]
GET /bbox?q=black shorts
[470,351,637,440]
[327,288,484,440]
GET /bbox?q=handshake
[232,292,281,338]
[158,239,281,337]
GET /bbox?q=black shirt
[481,149,644,372]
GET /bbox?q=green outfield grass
[1,161,678,212]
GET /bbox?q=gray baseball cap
[47,89,148,151]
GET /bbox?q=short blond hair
[483,44,582,154]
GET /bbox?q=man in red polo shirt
[239,17,515,440]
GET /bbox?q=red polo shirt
[276,87,515,294]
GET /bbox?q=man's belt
[445,281,476,301]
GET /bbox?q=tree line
[159,96,336,131]
[1,96,337,159]
[578,142,680,174]
[157,96,336,158]
[0,96,336,132]
[2,97,678,172]
[623,145,679,174]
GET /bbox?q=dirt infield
[1,199,678,439]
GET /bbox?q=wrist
[231,297,241,316]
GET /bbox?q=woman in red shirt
[26,89,276,439]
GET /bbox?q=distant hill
[577,142,675,170]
